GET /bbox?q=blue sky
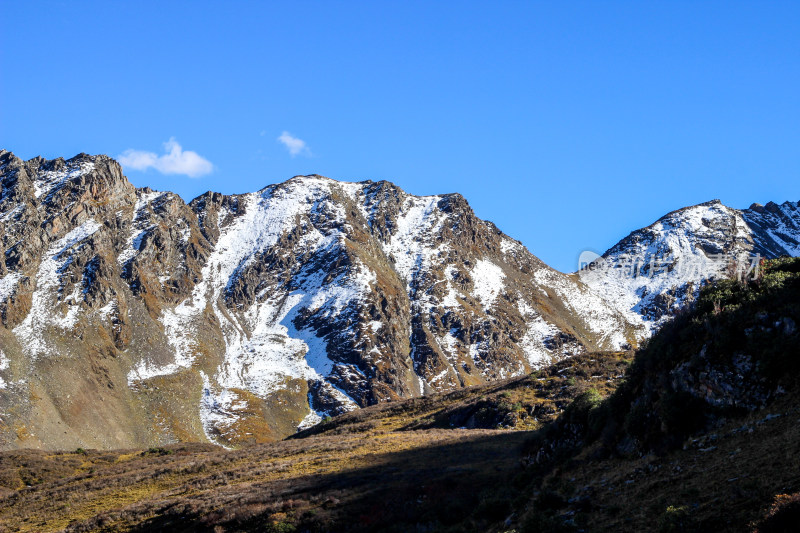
[2,2,798,272]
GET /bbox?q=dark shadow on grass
[76,431,532,533]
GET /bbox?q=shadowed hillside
[0,351,629,532]
[512,256,800,532]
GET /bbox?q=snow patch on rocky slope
[13,219,102,358]
[33,161,95,201]
[580,199,800,335]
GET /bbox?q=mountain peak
[0,150,638,449]
[2,150,797,449]
[582,197,800,333]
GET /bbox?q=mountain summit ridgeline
[0,149,798,449]
[0,150,639,448]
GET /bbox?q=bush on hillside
[754,493,800,533]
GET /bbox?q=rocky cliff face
[0,150,639,449]
[579,199,800,332]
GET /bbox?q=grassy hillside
[0,352,629,532]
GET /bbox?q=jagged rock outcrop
[0,150,639,449]
[579,199,800,332]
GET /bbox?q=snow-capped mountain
[0,150,639,449]
[579,199,800,332]
[3,148,794,450]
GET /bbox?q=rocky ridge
[0,150,639,448]
[579,199,800,332]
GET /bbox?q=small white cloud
[277,131,311,157]
[118,138,213,178]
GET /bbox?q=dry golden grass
[0,430,528,532]
[0,352,630,532]
[296,351,631,439]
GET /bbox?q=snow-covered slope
[579,199,800,333]
[174,177,640,443]
[2,148,794,449]
[0,150,638,449]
